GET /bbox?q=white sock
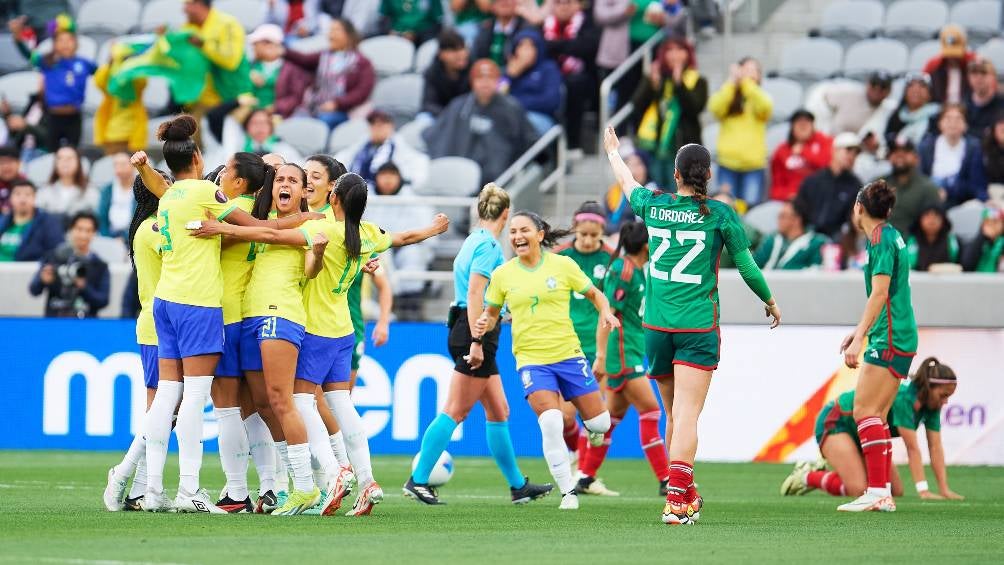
[294,393,338,486]
[583,411,611,435]
[129,454,147,499]
[244,413,276,493]
[177,376,213,495]
[113,433,146,482]
[538,409,575,494]
[329,432,350,468]
[287,442,314,492]
[144,380,183,494]
[215,406,250,501]
[275,446,289,493]
[324,390,374,487]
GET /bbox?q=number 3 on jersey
[648,228,704,284]
[158,210,174,252]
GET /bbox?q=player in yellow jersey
[473,211,618,511]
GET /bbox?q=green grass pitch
[1,451,1002,564]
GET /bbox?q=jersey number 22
[648,228,704,285]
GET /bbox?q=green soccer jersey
[603,257,646,376]
[889,381,941,437]
[628,188,749,331]
[556,242,613,358]
[864,223,918,354]
[348,274,365,340]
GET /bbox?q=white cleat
[103,467,127,511]
[140,488,172,512]
[346,481,384,516]
[577,477,620,497]
[780,462,813,496]
[321,467,356,516]
[559,492,579,510]
[173,488,227,514]
[837,492,895,513]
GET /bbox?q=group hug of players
[103,117,961,524]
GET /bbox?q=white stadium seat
[761,77,804,123]
[139,0,187,33]
[908,40,941,72]
[883,0,949,42]
[778,37,844,81]
[414,39,439,73]
[77,0,142,36]
[274,116,330,156]
[360,35,417,77]
[819,0,885,40]
[0,71,42,111]
[369,74,425,124]
[417,157,481,196]
[327,119,370,154]
[843,38,908,80]
[949,0,1002,42]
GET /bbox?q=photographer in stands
[28,211,109,318]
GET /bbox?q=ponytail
[912,357,958,406]
[232,151,274,194]
[334,173,369,258]
[251,163,303,220]
[512,210,573,249]
[607,221,649,271]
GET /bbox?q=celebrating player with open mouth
[604,126,780,524]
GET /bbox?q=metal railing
[494,124,567,217]
[597,30,665,155]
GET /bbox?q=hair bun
[157,115,198,143]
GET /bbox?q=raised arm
[390,213,450,247]
[841,274,889,368]
[603,127,641,201]
[130,151,169,198]
[926,428,962,500]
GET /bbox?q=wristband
[471,336,482,344]
[915,480,929,493]
[607,150,619,161]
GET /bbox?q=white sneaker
[173,488,227,514]
[837,492,893,512]
[577,476,620,497]
[103,467,127,511]
[559,492,579,510]
[140,488,172,512]
[587,431,604,448]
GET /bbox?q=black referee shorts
[447,307,501,378]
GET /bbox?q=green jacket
[753,231,828,270]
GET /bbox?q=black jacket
[630,73,709,153]
[421,58,470,117]
[794,168,862,239]
[543,11,601,75]
[472,17,531,63]
[28,244,110,317]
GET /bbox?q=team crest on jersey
[592,265,606,279]
[215,189,228,203]
[546,277,557,290]
[152,222,159,232]
[521,370,533,388]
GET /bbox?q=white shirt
[107,181,135,234]
[931,135,965,181]
[36,182,99,216]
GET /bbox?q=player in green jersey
[581,221,671,497]
[604,127,781,525]
[837,179,920,513]
[782,357,963,501]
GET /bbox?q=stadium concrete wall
[1,319,1000,465]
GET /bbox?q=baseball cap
[939,24,967,59]
[790,109,815,122]
[888,136,916,154]
[248,24,284,45]
[833,132,860,150]
[983,206,1004,221]
[867,71,892,89]
[0,145,19,160]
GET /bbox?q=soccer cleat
[216,494,254,514]
[103,467,127,511]
[140,489,172,512]
[403,477,443,505]
[255,489,278,514]
[837,492,893,512]
[321,467,356,516]
[510,477,554,504]
[662,500,699,525]
[559,492,579,510]
[689,495,704,522]
[123,495,143,511]
[301,494,324,515]
[575,476,620,496]
[587,431,605,448]
[272,487,321,516]
[659,479,669,497]
[781,461,814,496]
[346,482,384,516]
[174,488,227,514]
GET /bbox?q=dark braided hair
[675,143,713,215]
[607,221,649,271]
[128,168,172,264]
[512,210,574,249]
[912,357,958,407]
[856,179,897,220]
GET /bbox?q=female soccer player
[136,116,321,513]
[404,184,553,506]
[835,179,919,513]
[586,221,672,497]
[103,172,167,511]
[473,211,617,511]
[194,172,450,516]
[603,126,780,525]
[782,358,962,501]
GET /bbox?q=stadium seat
[743,200,785,235]
[327,118,369,153]
[818,0,885,41]
[287,34,329,54]
[359,35,417,77]
[215,0,266,32]
[977,39,1004,79]
[908,40,941,72]
[414,39,439,73]
[37,35,99,62]
[778,37,843,81]
[0,34,31,73]
[949,0,1002,42]
[83,78,103,116]
[274,116,329,156]
[765,122,789,153]
[146,115,175,148]
[416,157,481,196]
[761,77,803,123]
[947,201,985,243]
[701,122,720,157]
[843,38,908,79]
[88,155,117,188]
[25,153,92,187]
[91,235,128,264]
[76,0,141,36]
[398,119,430,153]
[370,74,425,124]
[143,77,171,114]
[80,115,98,151]
[883,0,949,42]
[0,71,41,111]
[139,0,187,33]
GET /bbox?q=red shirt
[769,131,832,201]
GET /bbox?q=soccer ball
[411,451,454,487]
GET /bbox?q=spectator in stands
[336,109,430,190]
[768,109,832,202]
[501,30,562,135]
[961,205,1004,272]
[0,180,64,262]
[886,73,940,147]
[0,103,46,163]
[93,51,147,155]
[273,47,316,119]
[807,71,895,139]
[543,0,600,157]
[630,0,667,49]
[712,191,759,268]
[220,108,302,162]
[602,142,651,235]
[753,199,827,270]
[96,153,136,240]
[421,29,471,118]
[923,25,975,105]
[451,0,492,46]
[882,137,942,237]
[708,57,772,205]
[631,36,706,188]
[335,0,386,37]
[0,145,26,214]
[984,113,1004,198]
[906,206,960,272]
[4,2,70,44]
[965,58,1003,138]
[285,18,376,130]
[594,0,633,92]
[36,146,97,216]
[380,0,443,44]
[793,132,861,239]
[9,14,95,151]
[248,24,286,111]
[29,211,109,318]
[473,0,531,66]
[918,104,987,207]
[423,58,539,186]
[264,0,321,39]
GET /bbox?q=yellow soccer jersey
[154,179,236,307]
[302,220,392,338]
[484,252,593,367]
[133,216,162,346]
[220,194,257,324]
[241,225,313,326]
[316,203,335,219]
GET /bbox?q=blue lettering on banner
[0,319,656,458]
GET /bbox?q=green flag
[108,31,210,105]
